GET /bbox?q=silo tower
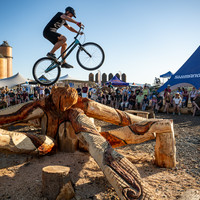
[0,41,13,77]
[0,54,7,79]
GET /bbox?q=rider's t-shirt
[44,12,67,33]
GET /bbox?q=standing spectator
[82,83,88,98]
[192,93,200,116]
[121,91,129,111]
[76,85,82,96]
[155,93,163,113]
[173,92,182,115]
[5,86,9,93]
[110,92,115,108]
[96,92,102,103]
[101,91,106,104]
[45,87,51,96]
[90,87,98,101]
[115,90,122,109]
[142,95,149,111]
[128,91,136,110]
[106,91,112,105]
[16,89,22,104]
[135,86,141,96]
[164,85,171,97]
[22,91,29,102]
[182,88,189,107]
[136,91,143,110]
[151,95,157,112]
[1,88,5,102]
[8,90,16,106]
[5,92,10,107]
[190,87,197,105]
[163,92,171,114]
[40,85,45,98]
[34,90,39,100]
[143,85,150,98]
[108,82,113,89]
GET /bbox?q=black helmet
[65,6,76,18]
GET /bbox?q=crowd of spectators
[76,83,200,117]
[1,83,200,117]
[0,85,51,108]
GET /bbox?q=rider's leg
[49,35,66,55]
[61,42,67,64]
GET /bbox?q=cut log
[0,101,44,127]
[154,120,176,168]
[0,128,56,155]
[101,119,173,149]
[42,165,74,200]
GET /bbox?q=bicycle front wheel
[76,42,105,71]
[32,57,61,86]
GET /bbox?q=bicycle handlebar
[74,26,84,39]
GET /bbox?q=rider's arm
[61,14,82,27]
[64,24,83,35]
[64,24,79,33]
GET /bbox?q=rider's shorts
[43,30,61,45]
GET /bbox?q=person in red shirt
[82,84,88,98]
[164,85,171,97]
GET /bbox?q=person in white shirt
[190,87,197,104]
[173,92,182,115]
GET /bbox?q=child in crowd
[142,95,149,111]
[163,92,171,114]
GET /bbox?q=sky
[1,0,200,85]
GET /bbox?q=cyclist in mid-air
[43,6,84,68]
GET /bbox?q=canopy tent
[106,75,129,86]
[58,74,83,81]
[160,71,173,78]
[0,73,27,88]
[158,46,200,93]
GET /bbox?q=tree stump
[42,165,74,200]
[155,130,176,168]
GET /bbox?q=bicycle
[32,26,105,86]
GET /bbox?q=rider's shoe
[46,52,57,60]
[61,63,74,68]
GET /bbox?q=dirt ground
[0,113,199,200]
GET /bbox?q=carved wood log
[68,108,153,200]
[42,165,74,200]
[58,121,78,152]
[0,128,56,155]
[0,104,44,128]
[154,121,176,168]
[75,97,146,126]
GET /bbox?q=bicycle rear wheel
[76,42,105,70]
[32,57,61,86]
